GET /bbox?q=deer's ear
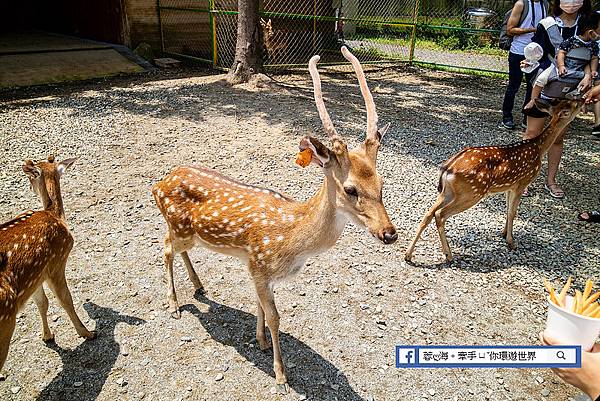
[22,161,40,179]
[260,18,267,27]
[57,157,77,176]
[299,136,331,167]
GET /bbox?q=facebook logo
[396,347,418,367]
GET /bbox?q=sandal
[522,187,531,197]
[544,183,565,199]
[578,210,600,223]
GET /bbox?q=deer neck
[41,177,66,221]
[298,171,347,250]
[534,116,569,154]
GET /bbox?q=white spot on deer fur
[164,197,171,204]
[168,205,176,214]
[240,206,251,212]
[276,235,284,241]
[212,211,219,217]
[6,251,12,258]
[13,244,18,250]
[257,253,264,259]
[274,193,281,199]
[262,189,269,194]
[261,220,268,226]
[221,206,228,211]
[263,236,270,245]
[228,197,235,202]
[254,188,260,192]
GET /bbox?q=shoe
[592,124,600,138]
[498,119,515,130]
[544,183,565,199]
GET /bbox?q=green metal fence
[157,0,516,74]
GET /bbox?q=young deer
[152,46,396,389]
[0,156,94,370]
[260,18,287,63]
[405,99,582,262]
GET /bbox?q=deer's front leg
[255,281,287,391]
[256,296,270,350]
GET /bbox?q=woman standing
[523,0,592,198]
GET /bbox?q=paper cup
[546,295,600,351]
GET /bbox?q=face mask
[560,0,583,14]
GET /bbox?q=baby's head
[578,12,600,41]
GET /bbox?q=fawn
[405,98,582,262]
[260,18,288,63]
[152,46,396,389]
[0,156,94,370]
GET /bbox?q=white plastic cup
[546,295,600,351]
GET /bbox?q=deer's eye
[344,186,358,197]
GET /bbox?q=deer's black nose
[383,229,398,244]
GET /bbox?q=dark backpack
[499,0,548,50]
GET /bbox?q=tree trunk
[227,0,263,84]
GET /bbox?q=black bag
[499,0,547,50]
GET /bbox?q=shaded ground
[0,65,598,401]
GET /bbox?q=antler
[341,46,379,141]
[308,55,340,140]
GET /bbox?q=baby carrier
[538,17,589,99]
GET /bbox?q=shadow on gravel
[37,303,145,401]
[180,292,364,401]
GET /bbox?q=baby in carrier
[525,12,600,107]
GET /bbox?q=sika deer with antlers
[0,156,94,370]
[405,98,583,263]
[152,46,396,389]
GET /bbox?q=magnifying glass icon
[556,351,566,360]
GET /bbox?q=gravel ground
[0,65,599,401]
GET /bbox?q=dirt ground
[0,65,599,401]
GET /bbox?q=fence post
[408,0,420,65]
[157,0,165,54]
[209,0,217,67]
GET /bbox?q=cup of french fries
[544,278,600,351]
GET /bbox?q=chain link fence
[157,0,519,74]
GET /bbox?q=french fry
[574,291,583,314]
[582,291,600,310]
[582,279,594,303]
[582,303,600,317]
[295,148,313,168]
[544,279,560,306]
[594,308,600,318]
[558,276,572,307]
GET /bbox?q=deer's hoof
[507,241,517,250]
[81,330,96,340]
[170,309,181,319]
[277,383,289,394]
[257,338,271,351]
[42,333,55,343]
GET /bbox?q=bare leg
[524,116,546,140]
[32,286,54,341]
[180,251,204,292]
[256,296,269,350]
[255,281,287,388]
[594,102,600,125]
[0,315,16,371]
[405,194,445,261]
[546,130,566,189]
[163,233,180,319]
[46,265,94,339]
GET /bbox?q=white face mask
[560,0,583,14]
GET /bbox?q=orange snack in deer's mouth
[296,148,313,167]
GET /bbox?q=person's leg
[522,69,536,125]
[524,116,546,139]
[545,129,566,197]
[501,52,525,125]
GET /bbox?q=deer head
[22,155,77,220]
[302,46,396,244]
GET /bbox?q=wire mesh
[158,0,515,74]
